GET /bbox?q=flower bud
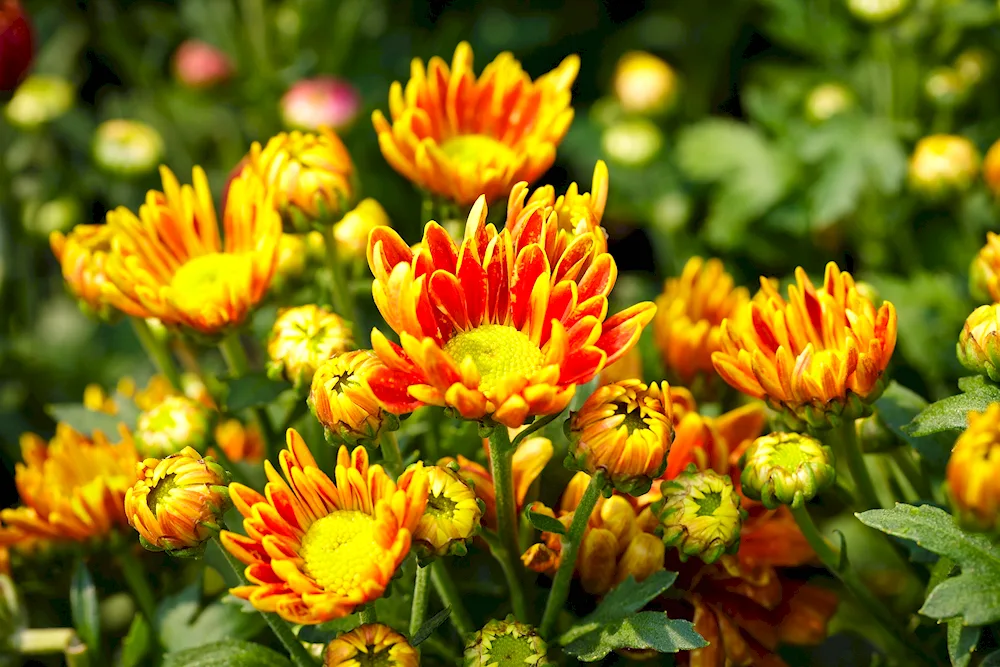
[614,532,665,586]
[465,617,552,667]
[5,75,73,129]
[908,134,980,198]
[267,304,354,388]
[601,118,663,167]
[281,76,361,132]
[947,404,1000,533]
[0,1,32,93]
[971,232,1000,303]
[172,40,233,89]
[268,233,310,293]
[804,82,854,123]
[50,223,125,320]
[846,0,908,23]
[92,119,165,177]
[124,447,230,556]
[982,140,1000,198]
[955,48,991,87]
[325,624,418,667]
[308,350,395,445]
[567,380,674,496]
[23,196,82,238]
[134,395,212,458]
[923,67,966,108]
[333,198,390,260]
[612,51,678,115]
[740,432,835,509]
[405,464,482,562]
[655,466,745,563]
[213,418,265,464]
[958,304,1000,382]
[578,527,619,595]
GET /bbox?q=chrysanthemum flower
[124,447,230,555]
[221,430,428,624]
[50,224,126,319]
[324,624,419,667]
[655,257,749,386]
[0,425,139,557]
[612,51,678,115]
[402,464,482,560]
[947,404,1000,532]
[712,262,897,430]
[465,616,552,667]
[908,134,980,197]
[372,41,579,206]
[102,166,281,336]
[267,304,354,387]
[212,418,265,463]
[134,395,213,458]
[970,232,1000,303]
[566,379,674,495]
[367,196,655,428]
[656,467,745,564]
[308,350,393,445]
[245,129,354,230]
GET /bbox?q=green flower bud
[654,467,745,564]
[924,67,967,108]
[5,75,74,129]
[740,433,835,509]
[465,616,551,667]
[804,83,854,123]
[134,395,212,458]
[601,118,662,167]
[846,0,908,23]
[92,119,165,177]
[958,304,1000,382]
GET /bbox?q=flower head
[373,41,579,206]
[333,198,390,260]
[970,232,1000,303]
[947,404,1000,533]
[172,39,233,89]
[324,624,419,667]
[5,75,72,129]
[984,139,1000,198]
[612,51,678,115]
[102,166,281,335]
[246,129,354,231]
[309,350,394,445]
[50,224,126,319]
[366,194,655,428]
[213,419,265,463]
[566,380,674,495]
[404,464,482,561]
[740,432,835,509]
[804,82,854,123]
[712,262,897,430]
[221,430,428,624]
[0,425,139,557]
[282,77,361,132]
[958,304,1000,381]
[92,119,165,177]
[654,257,749,386]
[124,447,230,556]
[655,467,745,563]
[0,1,32,93]
[134,395,213,458]
[908,134,980,197]
[268,305,354,387]
[464,617,551,667]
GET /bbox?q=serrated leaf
[411,607,451,646]
[874,382,953,473]
[70,560,101,655]
[560,572,679,645]
[562,612,706,662]
[526,511,566,535]
[47,404,128,438]
[921,574,1000,625]
[947,618,980,667]
[226,372,287,413]
[162,640,293,667]
[904,385,1000,437]
[157,583,266,652]
[120,614,152,667]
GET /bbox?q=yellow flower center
[426,492,458,519]
[299,510,377,594]
[168,253,252,315]
[440,134,516,168]
[443,325,543,395]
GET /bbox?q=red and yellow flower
[221,430,428,624]
[712,262,897,429]
[50,224,127,319]
[366,196,655,428]
[308,350,393,445]
[324,624,419,667]
[970,232,1000,304]
[403,464,482,559]
[372,41,579,206]
[102,166,281,336]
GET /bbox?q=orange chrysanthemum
[220,430,428,624]
[102,166,281,335]
[372,41,579,205]
[712,262,897,429]
[947,404,1000,532]
[0,425,139,557]
[366,196,656,428]
[654,257,749,386]
[324,624,419,667]
[50,224,128,319]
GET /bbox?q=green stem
[130,318,182,390]
[790,505,935,667]
[430,560,474,637]
[379,431,404,476]
[118,551,158,624]
[889,449,933,501]
[487,425,529,621]
[219,334,280,461]
[410,565,431,637]
[13,628,76,654]
[828,420,880,510]
[64,640,91,667]
[511,412,563,450]
[539,470,605,638]
[322,225,358,340]
[212,536,317,667]
[358,606,378,624]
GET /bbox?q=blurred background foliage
[2,0,999,500]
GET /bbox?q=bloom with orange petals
[947,404,1000,533]
[372,41,579,206]
[212,418,265,463]
[0,425,139,558]
[220,430,428,624]
[102,166,281,336]
[712,262,897,430]
[50,224,127,319]
[308,350,394,445]
[324,624,419,667]
[655,257,749,387]
[366,196,656,428]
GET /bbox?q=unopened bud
[655,466,745,563]
[740,432,836,509]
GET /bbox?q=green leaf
[560,571,679,645]
[70,560,101,655]
[874,382,953,473]
[904,384,1000,437]
[120,614,152,667]
[411,607,451,646]
[957,375,991,393]
[47,404,128,437]
[296,617,359,644]
[157,583,266,652]
[526,511,566,535]
[562,612,707,662]
[226,372,287,413]
[983,650,1000,666]
[162,640,293,667]
[947,618,980,667]
[921,574,1000,625]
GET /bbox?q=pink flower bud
[280,77,360,131]
[0,0,33,93]
[172,40,233,89]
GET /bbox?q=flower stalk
[379,430,404,477]
[409,564,431,637]
[219,333,279,460]
[430,560,474,637]
[487,424,529,621]
[117,550,158,623]
[131,317,182,391]
[827,420,880,510]
[322,224,357,338]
